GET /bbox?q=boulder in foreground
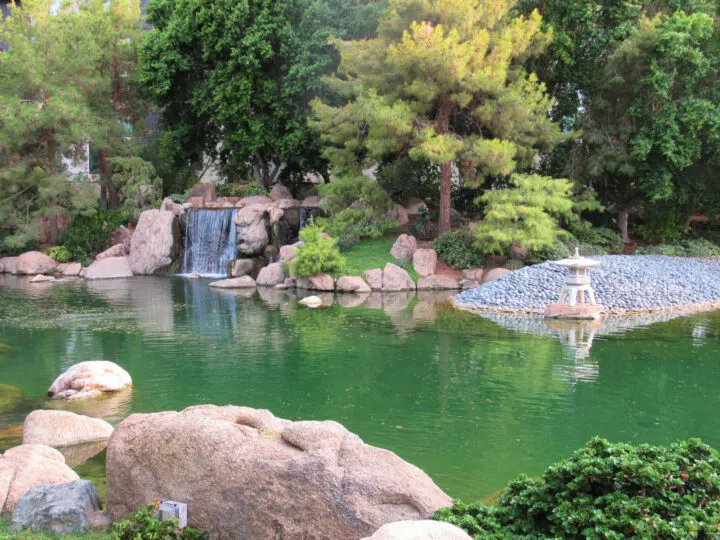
[107,405,451,539]
[10,480,103,536]
[83,257,133,280]
[362,520,472,540]
[0,445,79,515]
[16,251,56,275]
[23,410,114,447]
[48,361,132,400]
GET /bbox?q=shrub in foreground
[46,246,72,262]
[111,502,207,539]
[289,222,346,278]
[433,437,720,539]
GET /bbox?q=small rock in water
[298,296,324,308]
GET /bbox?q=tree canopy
[310,0,564,233]
[140,0,386,189]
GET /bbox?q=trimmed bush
[431,230,486,270]
[290,222,346,278]
[434,437,720,538]
[46,246,72,262]
[636,239,720,258]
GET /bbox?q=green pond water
[1,274,720,503]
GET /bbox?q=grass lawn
[0,518,110,539]
[340,236,419,281]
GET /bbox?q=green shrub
[433,437,720,538]
[525,238,571,265]
[318,209,397,252]
[636,239,720,257]
[290,222,346,277]
[431,230,486,270]
[0,233,39,256]
[46,246,72,262]
[241,184,269,197]
[637,202,690,243]
[111,502,208,540]
[216,183,269,198]
[168,189,191,204]
[61,209,131,266]
[376,157,439,205]
[566,222,624,253]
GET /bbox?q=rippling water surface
[1,274,720,502]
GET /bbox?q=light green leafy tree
[474,173,574,254]
[311,0,563,233]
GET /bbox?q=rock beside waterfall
[106,405,452,539]
[23,410,114,447]
[229,258,264,279]
[10,480,104,536]
[83,257,133,280]
[0,257,19,274]
[256,262,285,287]
[160,197,184,217]
[235,204,270,256]
[270,184,293,201]
[362,521,472,540]
[48,361,132,400]
[209,276,257,288]
[189,183,216,204]
[279,245,298,262]
[0,445,79,515]
[129,210,182,275]
[95,244,126,260]
[16,252,56,275]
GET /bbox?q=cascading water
[181,209,239,277]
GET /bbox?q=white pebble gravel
[453,255,720,314]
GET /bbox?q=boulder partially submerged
[23,410,114,447]
[48,361,132,400]
[107,405,451,539]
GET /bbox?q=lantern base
[543,303,604,321]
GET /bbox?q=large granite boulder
[229,258,263,279]
[412,249,437,277]
[129,210,182,275]
[235,204,270,256]
[107,405,451,539]
[296,273,335,291]
[482,268,512,284]
[48,361,132,400]
[56,262,82,277]
[279,245,298,263]
[83,257,133,280]
[0,257,18,274]
[336,276,372,293]
[256,262,285,287]
[383,263,415,291]
[0,445,79,515]
[10,480,103,536]
[362,520,472,540]
[22,410,114,447]
[209,276,256,289]
[390,235,418,264]
[16,251,56,275]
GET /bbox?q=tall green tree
[311,0,563,234]
[139,0,386,189]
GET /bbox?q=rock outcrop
[48,361,132,400]
[16,252,56,275]
[0,445,79,515]
[229,258,264,279]
[10,480,104,536]
[56,262,82,276]
[296,273,335,291]
[336,276,372,293]
[362,520,472,540]
[383,263,416,291]
[0,257,19,274]
[390,235,418,264]
[107,405,451,539]
[256,262,285,287]
[95,244,126,260]
[129,210,182,275]
[22,410,114,447]
[235,204,270,256]
[363,269,384,291]
[160,197,184,217]
[209,276,256,289]
[482,268,512,284]
[413,249,437,277]
[83,257,133,280]
[416,276,460,290]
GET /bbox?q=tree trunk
[98,149,120,209]
[618,208,629,243]
[435,95,453,234]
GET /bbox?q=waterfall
[181,209,238,277]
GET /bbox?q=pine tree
[310,0,563,233]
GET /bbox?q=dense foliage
[310,0,563,233]
[434,437,720,538]
[636,239,720,257]
[46,246,72,263]
[317,175,397,250]
[140,0,386,188]
[289,222,346,277]
[474,174,575,254]
[60,210,132,265]
[111,503,208,540]
[431,230,486,270]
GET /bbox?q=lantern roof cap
[553,247,601,268]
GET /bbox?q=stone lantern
[544,248,604,320]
